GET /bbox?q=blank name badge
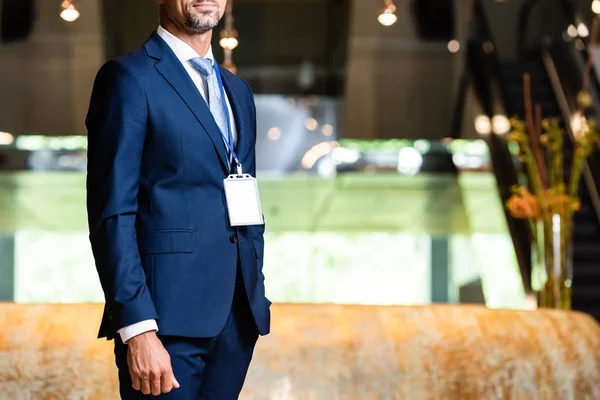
[223,174,264,226]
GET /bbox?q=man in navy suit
[85,0,270,398]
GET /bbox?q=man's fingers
[141,377,152,395]
[161,371,174,393]
[126,334,177,395]
[131,375,142,391]
[151,370,162,396]
[172,374,180,389]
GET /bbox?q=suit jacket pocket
[138,229,195,255]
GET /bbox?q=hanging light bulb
[474,115,492,135]
[220,0,237,73]
[220,0,238,50]
[378,0,397,27]
[577,22,589,37]
[60,0,80,22]
[219,29,239,50]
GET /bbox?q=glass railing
[0,95,525,308]
[0,169,525,307]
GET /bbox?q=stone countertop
[1,303,599,399]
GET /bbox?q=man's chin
[187,24,217,35]
[185,19,217,33]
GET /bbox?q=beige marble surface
[1,303,599,399]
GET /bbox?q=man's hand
[127,331,180,395]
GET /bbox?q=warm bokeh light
[593,0,600,14]
[301,141,339,169]
[321,124,334,137]
[474,115,492,135]
[447,40,460,53]
[267,127,281,141]
[0,131,15,145]
[567,24,578,38]
[578,23,589,38]
[492,115,510,134]
[219,37,239,50]
[305,118,318,131]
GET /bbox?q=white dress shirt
[118,26,238,344]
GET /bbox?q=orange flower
[546,193,569,208]
[546,191,581,212]
[506,187,540,219]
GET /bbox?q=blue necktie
[189,57,233,169]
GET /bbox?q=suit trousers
[114,265,259,400]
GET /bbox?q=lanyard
[212,63,242,175]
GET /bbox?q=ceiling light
[492,115,510,134]
[60,0,80,22]
[219,29,239,50]
[578,23,589,38]
[474,115,492,135]
[378,0,397,27]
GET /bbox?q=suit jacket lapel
[145,33,230,173]
[219,67,251,172]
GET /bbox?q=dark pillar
[0,233,15,301]
[431,235,450,303]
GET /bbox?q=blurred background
[1,0,600,324]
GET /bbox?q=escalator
[497,54,561,120]
[467,0,600,321]
[545,40,600,321]
[572,183,600,319]
[503,42,600,321]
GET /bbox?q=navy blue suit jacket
[85,32,270,340]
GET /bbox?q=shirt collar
[157,25,214,65]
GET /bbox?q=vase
[532,214,573,309]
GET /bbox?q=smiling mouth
[192,2,217,8]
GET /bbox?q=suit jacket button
[230,234,238,243]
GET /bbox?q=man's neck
[160,22,212,57]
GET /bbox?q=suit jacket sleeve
[85,60,159,331]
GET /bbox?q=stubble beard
[184,7,220,34]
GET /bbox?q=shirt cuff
[117,319,158,344]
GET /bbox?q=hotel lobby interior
[1,0,600,398]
